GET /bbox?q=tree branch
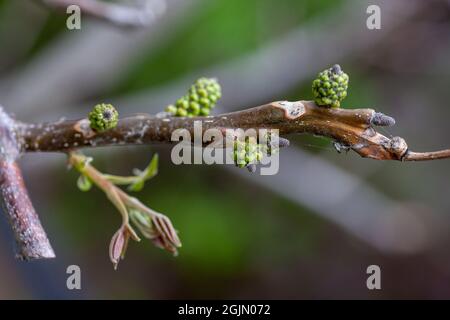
[16,100,450,161]
[0,107,54,260]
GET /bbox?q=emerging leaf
[128,154,159,192]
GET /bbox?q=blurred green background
[0,0,450,299]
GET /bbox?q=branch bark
[0,107,54,260]
[16,100,450,161]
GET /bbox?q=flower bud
[165,78,221,117]
[109,226,130,270]
[88,103,119,132]
[312,64,349,108]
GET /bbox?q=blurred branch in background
[362,1,450,75]
[0,0,199,120]
[37,0,166,28]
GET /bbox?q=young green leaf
[128,154,159,192]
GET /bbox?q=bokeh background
[0,0,450,299]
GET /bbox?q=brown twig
[403,150,450,161]
[15,100,450,161]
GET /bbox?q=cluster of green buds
[233,137,264,169]
[166,78,221,117]
[88,103,119,132]
[312,64,349,108]
[232,133,283,170]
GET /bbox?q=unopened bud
[109,226,130,270]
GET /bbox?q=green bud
[176,98,189,109]
[88,103,119,132]
[312,64,349,108]
[231,137,268,169]
[176,108,188,117]
[199,108,210,116]
[256,151,263,161]
[165,78,222,117]
[209,95,218,104]
[236,159,247,168]
[199,97,210,106]
[190,93,199,102]
[322,98,332,105]
[245,154,255,163]
[166,104,177,114]
[189,102,201,115]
